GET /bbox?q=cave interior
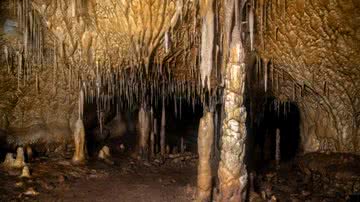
[0,0,359,201]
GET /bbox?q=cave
[0,0,359,201]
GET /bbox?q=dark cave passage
[247,99,301,171]
[82,96,204,158]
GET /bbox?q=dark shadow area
[246,97,301,172]
[83,95,203,157]
[165,98,203,153]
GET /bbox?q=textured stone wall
[257,0,360,153]
[0,1,78,149]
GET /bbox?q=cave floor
[0,151,197,202]
[1,151,359,202]
[254,153,360,201]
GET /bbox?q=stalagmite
[98,146,113,164]
[20,166,31,178]
[72,88,86,164]
[218,0,248,200]
[275,128,280,169]
[197,111,214,202]
[72,118,86,164]
[160,98,166,156]
[14,147,26,168]
[2,153,15,168]
[138,105,150,160]
[150,109,155,158]
[200,0,215,91]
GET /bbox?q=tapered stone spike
[20,166,31,178]
[264,59,268,92]
[72,119,86,164]
[200,0,215,91]
[249,3,254,51]
[3,153,15,168]
[138,104,150,160]
[197,111,214,202]
[14,147,26,168]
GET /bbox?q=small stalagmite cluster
[0,0,359,201]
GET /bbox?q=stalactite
[17,51,23,90]
[249,4,254,51]
[79,87,85,119]
[200,0,215,91]
[264,59,268,92]
[4,45,11,73]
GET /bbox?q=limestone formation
[2,153,16,168]
[138,105,151,160]
[20,166,31,178]
[0,0,358,201]
[160,100,166,156]
[72,119,86,164]
[98,145,113,164]
[14,147,26,168]
[197,111,214,202]
[218,1,248,201]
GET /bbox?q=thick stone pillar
[197,111,214,202]
[218,2,248,199]
[138,105,150,160]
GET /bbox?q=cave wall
[257,0,360,153]
[0,1,79,149]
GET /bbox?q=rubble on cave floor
[254,153,360,202]
[0,150,198,202]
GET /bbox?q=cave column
[197,111,215,202]
[218,1,248,199]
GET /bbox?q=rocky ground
[0,149,359,202]
[253,153,360,202]
[0,149,198,202]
